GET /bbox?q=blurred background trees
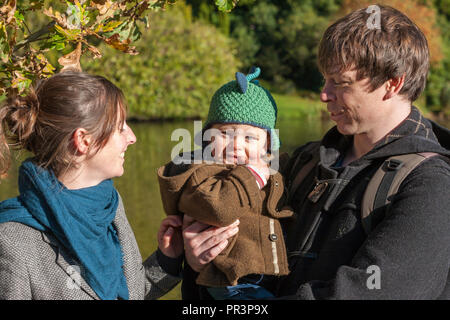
[186,0,450,117]
[83,2,240,119]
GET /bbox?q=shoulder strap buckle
[362,152,439,235]
[384,158,404,171]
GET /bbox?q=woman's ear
[72,128,92,155]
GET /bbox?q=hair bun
[12,91,40,114]
[2,90,40,151]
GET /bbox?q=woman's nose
[320,80,336,103]
[127,127,137,145]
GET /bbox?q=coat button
[275,181,279,186]
[269,234,278,241]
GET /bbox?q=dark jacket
[157,160,292,287]
[275,106,450,299]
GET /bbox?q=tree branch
[13,21,56,52]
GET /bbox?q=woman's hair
[0,71,127,177]
[318,5,429,102]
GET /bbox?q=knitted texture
[204,67,280,150]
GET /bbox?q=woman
[0,71,183,300]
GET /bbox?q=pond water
[0,116,448,299]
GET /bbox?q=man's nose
[320,80,337,103]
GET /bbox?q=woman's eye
[119,123,127,133]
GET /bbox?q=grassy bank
[274,92,438,122]
[1,91,444,124]
[273,93,326,120]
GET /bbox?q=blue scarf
[0,159,129,300]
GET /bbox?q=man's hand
[182,215,239,272]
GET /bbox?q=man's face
[320,69,388,136]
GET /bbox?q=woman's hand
[158,215,183,258]
[182,215,239,272]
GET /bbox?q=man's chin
[335,123,356,136]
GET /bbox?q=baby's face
[207,123,269,165]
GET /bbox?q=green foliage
[435,0,450,18]
[188,0,449,116]
[83,2,241,120]
[215,0,239,12]
[0,0,178,97]
[187,0,341,94]
[0,0,239,99]
[424,1,450,115]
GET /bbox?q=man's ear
[383,74,406,100]
[72,128,92,155]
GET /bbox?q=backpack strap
[361,152,438,235]
[287,142,321,203]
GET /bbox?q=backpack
[286,141,438,235]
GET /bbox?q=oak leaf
[105,33,138,55]
[0,0,16,24]
[58,42,82,72]
[43,7,69,29]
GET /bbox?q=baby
[158,67,293,300]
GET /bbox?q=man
[182,5,450,299]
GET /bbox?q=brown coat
[157,157,293,287]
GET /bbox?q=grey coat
[0,196,181,300]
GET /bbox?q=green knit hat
[204,67,280,151]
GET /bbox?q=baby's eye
[246,135,258,141]
[226,130,239,137]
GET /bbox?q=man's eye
[334,80,350,87]
[246,135,258,141]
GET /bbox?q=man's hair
[318,5,429,102]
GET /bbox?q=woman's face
[84,118,136,182]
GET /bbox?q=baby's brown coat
[157,158,293,287]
